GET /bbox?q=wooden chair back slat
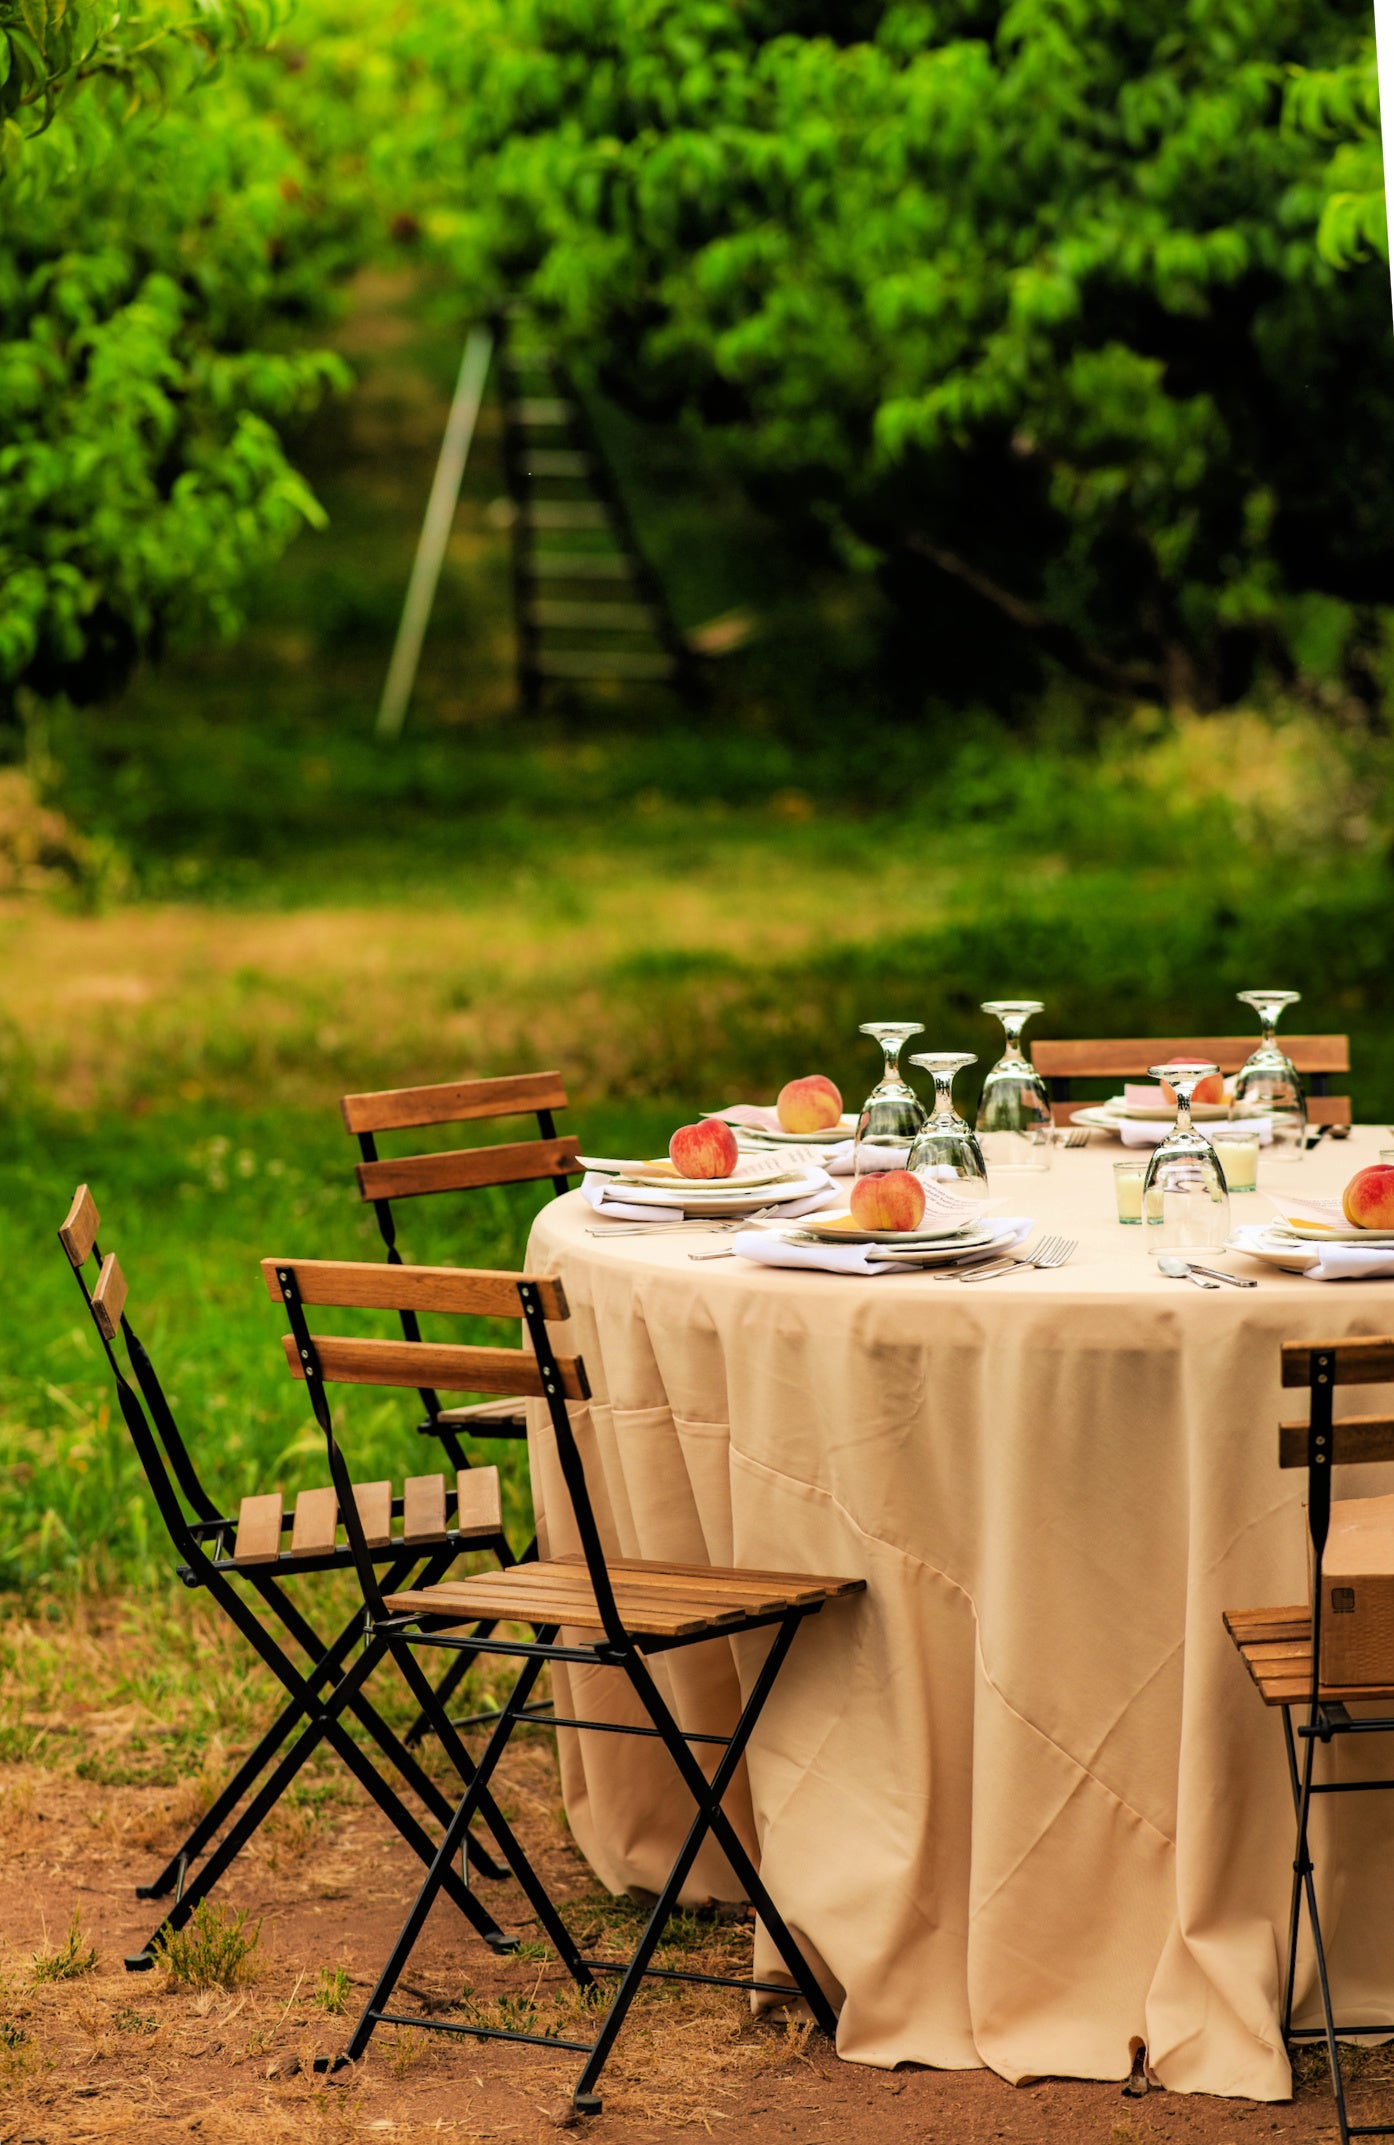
[354,1137,578,1204]
[59,1185,100,1269]
[261,1257,568,1325]
[341,1070,568,1135]
[1281,1338,1394,1388]
[1280,1415,1394,1468]
[1034,1035,1350,1079]
[91,1253,128,1342]
[279,1332,589,1401]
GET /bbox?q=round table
[524,1128,1394,2099]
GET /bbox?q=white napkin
[731,1218,1033,1277]
[579,1171,841,1226]
[1118,1117,1272,1149]
[1230,1222,1394,1282]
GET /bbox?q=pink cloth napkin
[704,1104,785,1135]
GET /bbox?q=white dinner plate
[1228,1228,1320,1273]
[715,1113,857,1144]
[777,1223,1018,1267]
[588,1169,830,1217]
[578,1155,797,1189]
[1098,1096,1232,1123]
[793,1210,981,1246]
[1273,1222,1394,1245]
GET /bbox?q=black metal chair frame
[351,1088,572,1471]
[60,1204,518,1971]
[1280,1345,1394,2143]
[348,1074,574,1741]
[278,1265,847,2115]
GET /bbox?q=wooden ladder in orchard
[499,323,698,709]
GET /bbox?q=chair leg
[402,1621,492,1750]
[337,1638,590,2067]
[568,1616,833,2116]
[256,1575,508,1881]
[126,1632,511,1969]
[391,1637,593,1982]
[1283,1708,1353,2145]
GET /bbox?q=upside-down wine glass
[853,1022,928,1178]
[1232,989,1307,1163]
[907,1053,990,1206]
[976,1000,1054,1172]
[1141,1060,1231,1255]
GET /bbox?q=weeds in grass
[0,2021,26,2049]
[153,1898,262,1989]
[113,2007,158,2035]
[32,1909,97,1982]
[314,1964,351,2015]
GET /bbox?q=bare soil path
[0,1750,1363,2145]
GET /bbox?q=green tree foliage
[0,2,364,715]
[414,0,1394,705]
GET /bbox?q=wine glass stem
[934,1073,954,1116]
[1176,1096,1193,1136]
[883,1039,904,1081]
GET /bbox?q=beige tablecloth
[524,1129,1394,2099]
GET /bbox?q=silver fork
[586,1202,793,1238]
[958,1234,1077,1282]
[1063,1128,1091,1148]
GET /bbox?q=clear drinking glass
[1141,1061,1231,1255]
[1113,1157,1149,1223]
[1233,989,1307,1162]
[976,1000,1054,1171]
[907,1053,990,1204]
[853,1022,927,1178]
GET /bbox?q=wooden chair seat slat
[355,1138,578,1205]
[1034,1035,1350,1079]
[573,1554,865,1600]
[352,1480,393,1549]
[60,1184,101,1269]
[279,1332,589,1402]
[91,1252,127,1342]
[233,1492,285,1566]
[453,1466,502,1536]
[342,1071,569,1135]
[1224,1603,1394,1705]
[403,1474,448,1544]
[384,1579,740,1639]
[436,1397,531,1430]
[261,1258,568,1324]
[291,1485,339,1557]
[385,1556,866,1639]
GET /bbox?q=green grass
[0,1099,673,1586]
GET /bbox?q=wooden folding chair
[341,1069,578,1467]
[266,1255,866,2115]
[1033,1035,1351,1125]
[58,1185,517,1971]
[1225,1335,1394,2144]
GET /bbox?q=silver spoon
[1158,1255,1220,1289]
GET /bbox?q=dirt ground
[0,1735,1376,2145]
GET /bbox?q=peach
[669,1120,738,1180]
[1342,1165,1394,1229]
[776,1074,842,1132]
[850,1170,926,1232]
[1160,1057,1226,1108]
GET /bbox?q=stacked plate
[771,1210,1023,1269]
[1070,1095,1233,1137]
[579,1155,832,1219]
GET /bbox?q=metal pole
[375,324,494,742]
